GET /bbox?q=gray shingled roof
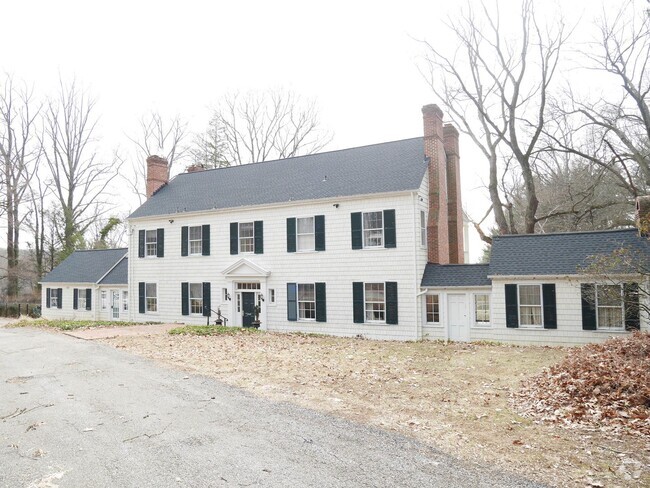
[98,257,128,285]
[41,249,127,284]
[129,138,427,219]
[421,264,491,287]
[489,229,650,276]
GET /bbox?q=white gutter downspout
[412,192,422,340]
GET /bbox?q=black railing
[205,307,228,327]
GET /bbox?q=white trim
[517,284,544,328]
[95,253,128,285]
[361,210,385,248]
[222,258,271,277]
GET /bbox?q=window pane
[426,294,439,323]
[519,285,541,305]
[297,234,315,251]
[297,217,314,234]
[189,226,202,240]
[598,307,623,328]
[298,284,315,301]
[145,283,156,297]
[240,222,254,237]
[520,306,542,326]
[597,285,621,307]
[363,212,382,230]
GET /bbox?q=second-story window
[297,217,315,251]
[189,226,202,255]
[363,212,384,247]
[145,230,157,256]
[239,222,254,253]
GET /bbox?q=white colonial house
[41,104,650,345]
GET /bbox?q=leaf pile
[514,332,650,437]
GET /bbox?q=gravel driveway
[0,327,544,487]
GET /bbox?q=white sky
[0,0,615,261]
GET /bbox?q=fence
[0,303,41,318]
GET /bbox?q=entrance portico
[222,258,270,329]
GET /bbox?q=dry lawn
[104,331,650,487]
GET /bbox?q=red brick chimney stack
[146,155,169,199]
[444,123,464,264]
[422,104,450,264]
[186,164,206,174]
[636,196,650,237]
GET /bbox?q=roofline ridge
[71,247,128,253]
[493,228,637,239]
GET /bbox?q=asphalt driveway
[0,328,544,487]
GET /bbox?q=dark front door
[242,292,255,327]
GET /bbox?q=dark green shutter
[73,288,79,310]
[287,283,297,321]
[385,281,398,325]
[86,289,92,311]
[181,282,189,316]
[383,210,396,248]
[287,218,296,253]
[46,288,51,308]
[230,223,238,255]
[57,288,62,309]
[315,282,326,322]
[353,282,364,323]
[315,215,325,251]
[156,228,164,257]
[203,282,211,317]
[505,284,519,328]
[542,284,557,329]
[624,283,640,331]
[581,284,597,330]
[254,221,264,254]
[202,225,210,256]
[351,212,362,250]
[138,282,145,314]
[138,230,145,258]
[181,226,188,256]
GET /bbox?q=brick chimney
[422,104,450,264]
[146,155,169,198]
[186,164,206,174]
[636,196,650,237]
[444,124,464,264]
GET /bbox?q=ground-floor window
[190,283,203,314]
[298,283,315,320]
[146,283,157,312]
[122,291,128,311]
[101,291,107,310]
[596,284,624,329]
[518,284,542,326]
[365,283,385,322]
[50,288,59,308]
[426,294,440,323]
[474,294,490,324]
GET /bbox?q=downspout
[128,225,134,322]
[412,192,421,340]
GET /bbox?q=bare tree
[24,171,51,280]
[421,0,568,240]
[0,74,41,298]
[124,112,188,204]
[41,78,120,260]
[198,89,332,167]
[190,114,229,169]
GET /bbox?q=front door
[242,292,255,327]
[111,291,120,320]
[448,294,469,342]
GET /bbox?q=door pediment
[222,258,270,278]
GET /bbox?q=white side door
[448,294,469,342]
[111,291,120,320]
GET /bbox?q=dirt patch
[104,332,650,487]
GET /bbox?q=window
[236,282,260,290]
[269,288,276,304]
[222,288,229,302]
[145,283,158,312]
[189,226,202,255]
[145,230,157,257]
[596,284,624,329]
[365,283,385,322]
[239,222,254,253]
[50,289,59,308]
[101,291,107,310]
[236,293,241,313]
[474,294,490,324]
[426,294,439,323]
[122,291,128,312]
[190,283,203,314]
[297,217,315,251]
[363,212,383,247]
[78,292,87,310]
[298,284,316,320]
[420,210,427,247]
[519,285,542,326]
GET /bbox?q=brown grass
[104,332,650,487]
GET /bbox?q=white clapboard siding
[127,189,427,341]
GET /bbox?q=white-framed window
[474,294,490,324]
[78,291,87,310]
[362,211,384,248]
[145,230,158,257]
[297,217,315,251]
[189,283,203,314]
[420,210,427,247]
[365,283,385,322]
[596,284,624,329]
[189,226,202,255]
[145,283,158,312]
[101,291,107,310]
[122,291,128,312]
[236,293,241,313]
[426,294,439,323]
[236,282,260,290]
[518,285,542,327]
[239,222,254,253]
[298,283,316,320]
[269,288,276,304]
[222,287,229,302]
[50,289,59,308]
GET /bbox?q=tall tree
[196,89,332,167]
[422,0,568,240]
[0,74,41,298]
[41,78,119,260]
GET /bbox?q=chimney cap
[443,123,459,137]
[422,104,444,118]
[146,155,168,166]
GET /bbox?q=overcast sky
[0,0,615,260]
